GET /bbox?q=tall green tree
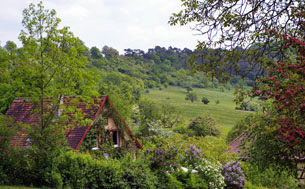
[98,71,144,119]
[169,0,305,78]
[90,46,102,59]
[16,2,97,151]
[102,45,119,59]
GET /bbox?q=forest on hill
[0,1,304,188]
[0,41,258,113]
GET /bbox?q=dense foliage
[170,0,305,79]
[252,30,305,147]
[1,0,304,188]
[243,30,305,176]
[201,97,210,105]
[185,92,198,102]
[242,162,299,188]
[0,148,158,188]
[226,114,255,143]
[171,0,304,185]
[222,161,246,188]
[188,116,220,137]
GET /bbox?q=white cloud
[0,0,200,53]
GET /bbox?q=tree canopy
[170,0,305,78]
[188,115,220,137]
[170,0,305,175]
[1,2,98,151]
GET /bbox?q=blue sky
[0,0,200,54]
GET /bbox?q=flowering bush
[180,145,225,189]
[143,144,180,174]
[251,29,305,147]
[222,161,245,188]
[239,18,305,176]
[181,145,202,167]
[147,120,174,138]
[197,158,225,189]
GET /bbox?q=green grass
[0,186,37,189]
[143,86,253,135]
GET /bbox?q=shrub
[242,163,298,189]
[0,164,8,185]
[201,97,210,104]
[173,125,188,134]
[181,145,202,168]
[3,149,35,185]
[120,157,158,188]
[143,144,180,174]
[179,145,225,189]
[196,159,225,189]
[173,170,208,189]
[145,80,156,88]
[0,147,63,187]
[53,151,125,188]
[146,120,174,138]
[52,151,159,188]
[156,173,184,189]
[0,115,16,153]
[188,116,220,137]
[222,161,246,188]
[167,135,236,165]
[241,102,256,111]
[185,92,198,102]
[215,100,220,105]
[186,86,193,93]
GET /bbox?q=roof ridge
[229,132,247,146]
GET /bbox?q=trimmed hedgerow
[52,151,157,188]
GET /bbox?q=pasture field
[143,86,254,135]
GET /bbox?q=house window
[92,130,101,150]
[113,131,119,147]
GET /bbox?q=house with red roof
[5,96,142,151]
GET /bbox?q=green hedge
[242,163,298,189]
[0,149,159,188]
[50,151,159,188]
[1,147,226,188]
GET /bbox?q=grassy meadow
[143,86,253,135]
[0,187,36,189]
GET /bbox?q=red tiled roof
[6,96,142,150]
[6,96,106,149]
[6,98,40,125]
[228,133,247,154]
